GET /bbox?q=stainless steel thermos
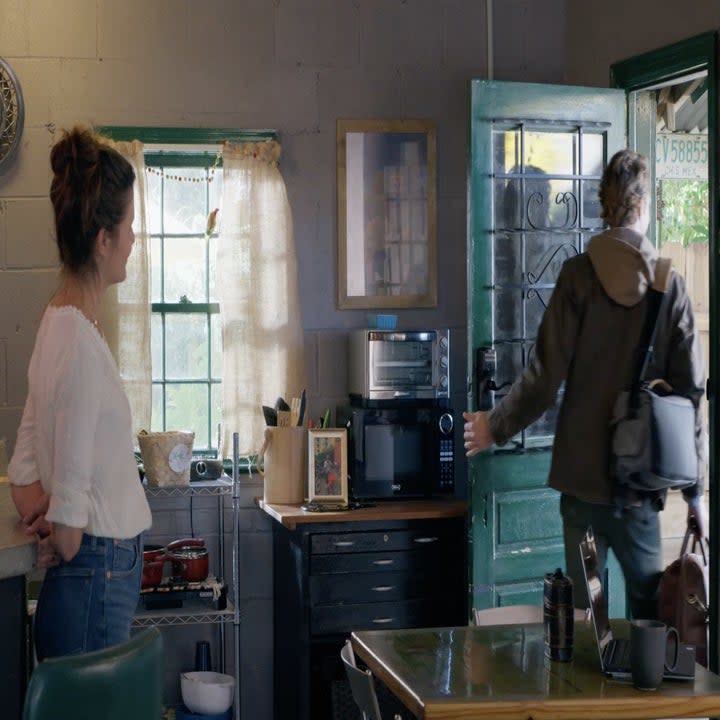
[543,567,573,662]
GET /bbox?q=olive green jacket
[488,227,706,506]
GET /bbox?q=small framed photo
[308,429,348,504]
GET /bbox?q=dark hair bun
[50,126,102,193]
[49,125,135,274]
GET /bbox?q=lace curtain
[100,139,152,438]
[218,140,306,455]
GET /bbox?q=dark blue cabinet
[268,503,467,720]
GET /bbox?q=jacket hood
[586,228,658,307]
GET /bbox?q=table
[352,622,720,720]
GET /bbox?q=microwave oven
[338,404,455,499]
[348,329,450,404]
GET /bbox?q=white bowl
[181,671,235,715]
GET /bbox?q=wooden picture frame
[307,429,348,504]
[337,118,437,309]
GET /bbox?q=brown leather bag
[657,524,709,666]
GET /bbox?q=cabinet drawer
[311,548,439,575]
[310,529,446,555]
[310,571,435,605]
[311,599,432,636]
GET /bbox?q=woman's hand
[35,535,60,569]
[462,411,494,456]
[22,496,52,539]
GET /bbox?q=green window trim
[98,126,278,144]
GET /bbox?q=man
[463,149,706,618]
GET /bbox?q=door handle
[372,617,395,624]
[333,540,355,547]
[413,536,439,544]
[372,559,394,566]
[371,586,395,593]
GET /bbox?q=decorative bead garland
[146,166,217,183]
[146,148,223,183]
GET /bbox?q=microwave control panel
[438,411,455,491]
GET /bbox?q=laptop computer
[579,526,695,681]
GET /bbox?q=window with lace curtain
[100,127,306,459]
[100,128,271,455]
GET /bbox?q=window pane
[523,131,577,175]
[151,313,163,380]
[211,313,222,379]
[166,384,209,448]
[163,169,207,234]
[495,177,579,230]
[209,171,223,214]
[151,236,162,303]
[581,133,604,175]
[582,179,603,228]
[494,233,579,286]
[208,235,217,303]
[151,383,164,432]
[146,169,162,235]
[164,236,206,302]
[165,314,208,379]
[493,127,520,173]
[211,383,222,455]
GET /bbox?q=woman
[8,126,152,659]
[463,149,706,619]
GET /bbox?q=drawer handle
[372,617,395,624]
[413,536,439,544]
[372,559,394,566]
[371,585,395,593]
[333,540,355,547]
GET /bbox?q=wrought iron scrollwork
[526,190,578,231]
[526,242,579,287]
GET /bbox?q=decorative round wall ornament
[0,56,24,173]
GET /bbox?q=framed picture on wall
[337,118,437,309]
[307,429,348,505]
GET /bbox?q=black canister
[543,567,573,662]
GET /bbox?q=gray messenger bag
[609,259,698,505]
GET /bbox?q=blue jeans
[34,533,142,661]
[561,493,663,620]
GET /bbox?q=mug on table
[630,619,679,691]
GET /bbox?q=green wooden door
[467,81,626,616]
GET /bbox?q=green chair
[23,627,163,720]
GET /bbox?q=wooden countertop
[257,498,468,530]
[0,483,36,580]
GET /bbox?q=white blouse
[9,306,152,539]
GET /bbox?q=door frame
[611,31,719,672]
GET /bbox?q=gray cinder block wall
[3,1,719,717]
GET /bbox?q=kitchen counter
[257,498,468,530]
[261,496,469,719]
[0,482,36,579]
[0,482,34,719]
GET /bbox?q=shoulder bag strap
[629,258,672,409]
